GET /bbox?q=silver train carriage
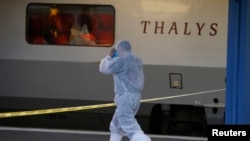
[0,0,228,137]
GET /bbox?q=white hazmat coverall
[99,40,151,141]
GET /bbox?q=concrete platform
[0,126,207,141]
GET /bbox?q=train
[0,0,228,137]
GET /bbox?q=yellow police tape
[0,89,225,118]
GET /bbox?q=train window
[26,3,115,47]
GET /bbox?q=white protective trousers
[109,92,151,141]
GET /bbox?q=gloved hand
[110,48,117,58]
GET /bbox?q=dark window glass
[26,3,115,47]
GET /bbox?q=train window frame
[26,3,115,47]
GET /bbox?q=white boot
[110,133,123,141]
[131,133,151,141]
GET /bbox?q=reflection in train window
[26,4,115,47]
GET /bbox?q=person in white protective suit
[99,40,151,141]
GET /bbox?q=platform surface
[0,126,207,141]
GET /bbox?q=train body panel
[0,0,228,136]
[0,0,228,67]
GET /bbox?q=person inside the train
[49,13,75,45]
[70,14,96,46]
[99,40,151,141]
